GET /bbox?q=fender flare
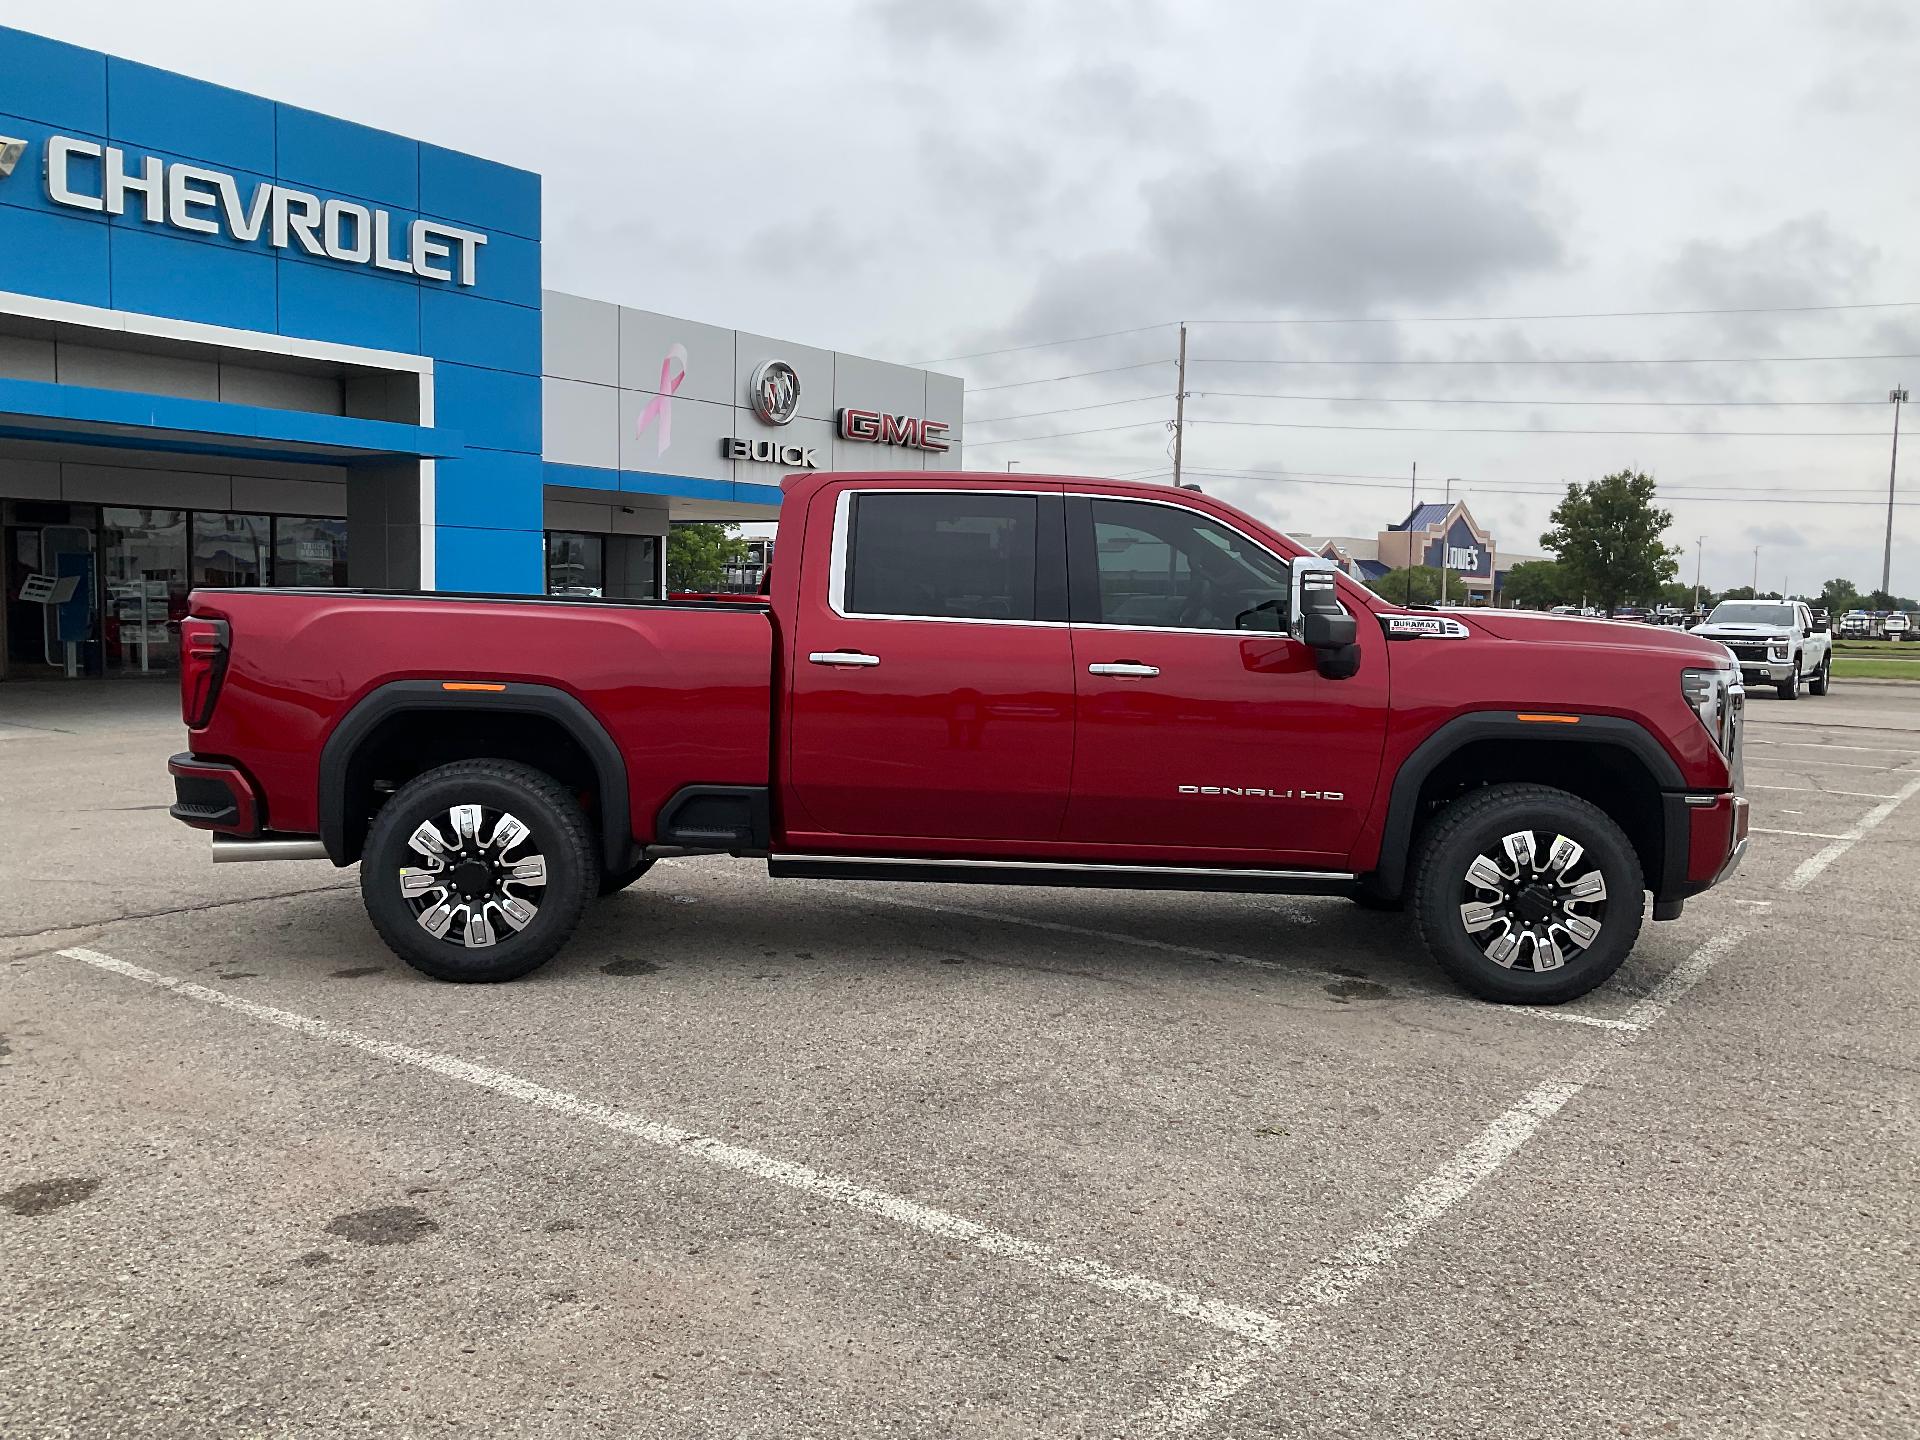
[1369,711,1685,897]
[318,679,631,868]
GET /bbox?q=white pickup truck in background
[1690,599,1833,699]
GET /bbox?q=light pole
[1752,546,1760,594]
[1006,460,1019,473]
[1693,535,1705,613]
[1884,387,1907,596]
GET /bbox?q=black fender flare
[318,679,632,869]
[1368,711,1685,898]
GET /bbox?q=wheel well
[1396,738,1665,893]
[337,710,605,865]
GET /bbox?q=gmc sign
[837,407,951,453]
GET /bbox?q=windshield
[1707,602,1795,626]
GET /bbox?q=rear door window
[844,492,1042,621]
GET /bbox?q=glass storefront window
[101,507,187,674]
[273,516,348,587]
[546,531,604,596]
[192,512,271,589]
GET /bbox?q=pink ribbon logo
[635,343,688,456]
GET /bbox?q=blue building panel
[275,103,418,210]
[0,113,109,221]
[104,56,275,176]
[419,288,541,373]
[419,142,540,242]
[0,203,112,306]
[109,226,278,332]
[453,228,541,310]
[0,27,107,132]
[434,523,544,593]
[102,147,279,256]
[277,257,420,352]
[434,451,544,530]
[434,363,541,455]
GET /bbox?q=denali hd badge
[1178,785,1345,801]
[1385,615,1470,639]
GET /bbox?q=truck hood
[1458,609,1732,661]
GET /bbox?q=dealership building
[0,25,961,684]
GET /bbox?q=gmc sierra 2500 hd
[168,472,1750,1005]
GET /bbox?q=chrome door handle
[1088,662,1160,678]
[809,651,881,667]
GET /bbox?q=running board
[769,853,1356,895]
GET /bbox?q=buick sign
[749,359,800,426]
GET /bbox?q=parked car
[1840,611,1872,639]
[1690,599,1832,698]
[167,471,1750,1006]
[1886,612,1914,642]
[1610,606,1654,623]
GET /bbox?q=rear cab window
[837,490,1066,622]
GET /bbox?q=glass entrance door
[101,508,188,675]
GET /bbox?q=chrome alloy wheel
[397,804,548,949]
[1457,830,1607,972]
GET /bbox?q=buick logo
[749,359,800,426]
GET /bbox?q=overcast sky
[16,0,1920,594]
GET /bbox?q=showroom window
[546,531,605,596]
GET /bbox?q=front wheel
[1777,663,1800,700]
[1808,653,1831,696]
[360,759,597,983]
[1410,783,1644,1004]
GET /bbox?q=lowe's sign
[40,137,488,285]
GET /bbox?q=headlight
[1682,666,1742,755]
[1769,640,1791,659]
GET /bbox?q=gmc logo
[838,407,952,452]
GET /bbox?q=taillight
[179,617,230,727]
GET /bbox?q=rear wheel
[360,759,597,983]
[1411,783,1643,1004]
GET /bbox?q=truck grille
[1725,641,1770,661]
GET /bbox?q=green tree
[1499,558,1574,609]
[1815,578,1861,614]
[1373,565,1446,605]
[666,522,749,592]
[1716,585,1756,602]
[1539,469,1680,610]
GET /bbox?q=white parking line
[1746,757,1910,772]
[1746,738,1920,757]
[53,946,1287,1347]
[1137,928,1746,1436]
[831,889,1640,1032]
[1750,784,1898,800]
[1787,772,1920,892]
[1751,826,1858,840]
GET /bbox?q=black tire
[1410,782,1643,1005]
[360,759,597,983]
[1347,875,1404,911]
[598,857,655,896]
[1808,653,1831,697]
[1776,663,1799,700]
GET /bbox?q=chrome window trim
[827,485,1069,628]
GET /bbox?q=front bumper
[1736,660,1792,684]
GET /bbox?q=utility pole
[1884,387,1907,596]
[1439,475,1453,606]
[1752,546,1760,594]
[1694,535,1705,612]
[1406,461,1418,605]
[1171,322,1188,488]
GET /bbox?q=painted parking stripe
[828,889,1641,1032]
[1746,739,1920,757]
[1750,826,1858,840]
[1746,757,1911,772]
[1137,928,1747,1436]
[52,946,1286,1347]
[1750,784,1898,800]
[1787,772,1920,892]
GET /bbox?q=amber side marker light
[1516,712,1580,724]
[442,682,507,692]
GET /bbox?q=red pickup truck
[169,471,1748,1004]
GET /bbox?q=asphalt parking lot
[3,680,1917,1438]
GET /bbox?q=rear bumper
[167,753,260,835]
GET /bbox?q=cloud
[863,0,1014,51]
[1049,62,1207,147]
[1663,215,1879,310]
[1300,69,1530,140]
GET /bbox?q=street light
[1884,388,1907,596]
[1693,535,1705,613]
[1006,460,1020,473]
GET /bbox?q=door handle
[1088,662,1160,678]
[809,650,881,667]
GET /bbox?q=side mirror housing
[1291,558,1361,679]
[1811,620,1828,633]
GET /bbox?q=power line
[911,322,1174,366]
[1190,418,1885,438]
[1192,389,1884,408]
[1168,465,1920,507]
[967,393,1174,425]
[968,360,1169,393]
[1191,300,1920,326]
[965,420,1170,448]
[1192,351,1920,368]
